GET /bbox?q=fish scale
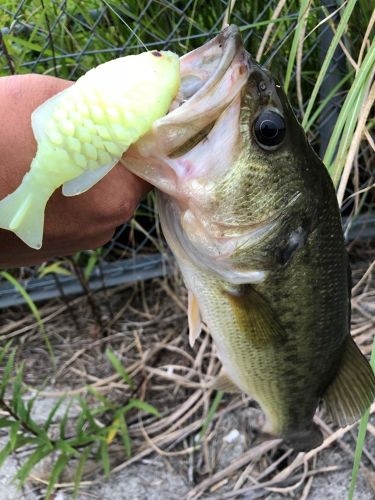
[177,261,295,435]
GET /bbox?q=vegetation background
[0,0,374,498]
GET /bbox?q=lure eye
[253,110,285,150]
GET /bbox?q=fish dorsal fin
[323,335,375,427]
[223,285,287,345]
[62,160,118,196]
[211,368,241,393]
[188,290,202,347]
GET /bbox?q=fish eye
[253,110,285,150]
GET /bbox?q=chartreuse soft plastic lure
[0,50,180,249]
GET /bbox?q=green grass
[0,346,159,498]
[0,272,44,332]
[0,271,56,368]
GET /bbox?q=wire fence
[0,0,373,308]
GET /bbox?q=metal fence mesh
[0,0,373,307]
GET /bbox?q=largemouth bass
[124,26,375,450]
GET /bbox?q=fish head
[125,25,249,188]
[124,26,322,283]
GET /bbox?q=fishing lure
[0,50,180,249]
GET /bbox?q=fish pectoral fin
[62,160,118,196]
[188,290,203,347]
[323,335,375,427]
[224,285,288,345]
[210,369,242,393]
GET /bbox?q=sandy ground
[0,392,374,499]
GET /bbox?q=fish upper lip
[217,24,242,51]
[204,25,244,94]
[153,25,249,156]
[179,24,245,101]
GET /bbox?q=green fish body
[124,26,375,450]
[0,50,180,249]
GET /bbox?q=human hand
[0,74,149,268]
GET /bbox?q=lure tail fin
[0,174,50,249]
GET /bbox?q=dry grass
[0,241,374,498]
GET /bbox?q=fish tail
[323,335,375,427]
[283,424,323,451]
[0,172,51,249]
[263,417,323,451]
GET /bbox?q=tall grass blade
[336,80,375,206]
[302,0,358,129]
[283,0,310,93]
[304,72,353,132]
[0,271,44,333]
[123,399,160,417]
[324,37,375,179]
[329,78,368,189]
[84,250,101,280]
[348,342,375,500]
[199,390,223,440]
[38,262,71,278]
[106,349,134,387]
[0,271,56,368]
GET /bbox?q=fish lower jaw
[185,240,268,284]
[179,213,270,284]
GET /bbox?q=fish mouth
[153,25,250,156]
[173,25,245,106]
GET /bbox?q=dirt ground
[0,250,374,499]
[0,396,374,499]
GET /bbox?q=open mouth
[171,25,245,108]
[156,25,249,156]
